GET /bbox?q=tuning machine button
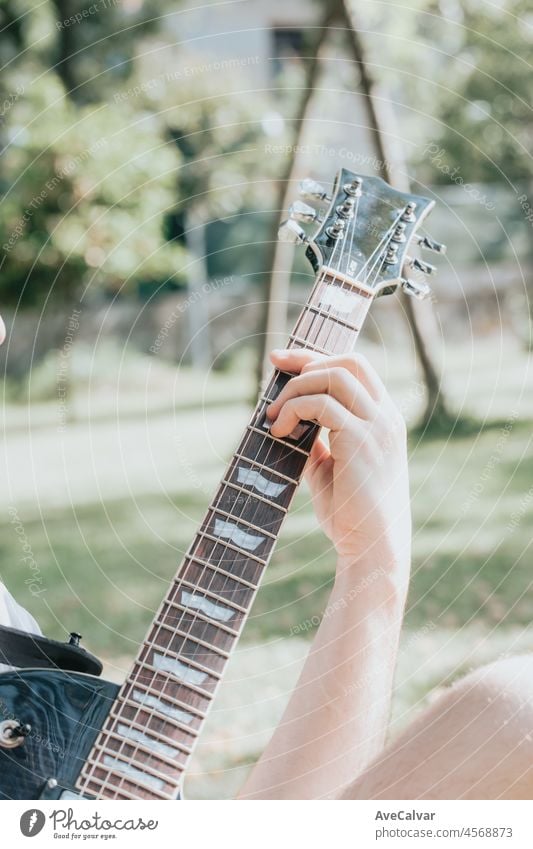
[406,255,437,276]
[415,234,447,254]
[391,222,407,243]
[326,218,345,240]
[278,219,309,245]
[336,196,356,218]
[288,200,321,224]
[384,243,399,265]
[401,277,432,300]
[401,201,417,223]
[299,178,331,203]
[343,177,363,197]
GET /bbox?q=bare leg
[340,655,533,800]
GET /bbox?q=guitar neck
[76,271,373,800]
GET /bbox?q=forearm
[238,543,408,800]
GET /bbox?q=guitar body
[0,669,118,800]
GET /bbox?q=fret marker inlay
[153,652,208,686]
[181,589,235,623]
[132,689,195,726]
[320,285,359,314]
[116,723,178,759]
[236,467,288,498]
[102,755,166,792]
[214,518,264,551]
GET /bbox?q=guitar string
[81,198,402,799]
[83,227,350,799]
[161,196,405,672]
[83,196,403,799]
[87,207,403,800]
[83,192,404,799]
[81,215,354,799]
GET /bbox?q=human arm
[238,348,411,799]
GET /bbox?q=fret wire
[139,646,223,684]
[176,577,248,613]
[154,609,237,658]
[83,760,176,800]
[164,588,244,629]
[233,453,299,485]
[320,267,376,297]
[183,555,259,592]
[195,530,268,565]
[288,334,331,356]
[95,732,189,770]
[291,277,372,357]
[246,424,310,456]
[294,309,366,355]
[153,618,232,660]
[293,308,367,356]
[80,780,147,802]
[209,506,278,541]
[111,698,199,742]
[81,753,178,799]
[219,478,290,515]
[305,303,361,332]
[124,679,208,721]
[163,598,240,638]
[130,660,215,700]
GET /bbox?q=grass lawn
[1,333,532,797]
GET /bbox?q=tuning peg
[406,256,437,276]
[299,178,331,203]
[401,277,432,300]
[289,200,321,223]
[415,234,447,255]
[278,219,309,245]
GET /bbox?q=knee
[451,653,533,705]
[344,655,533,800]
[444,653,533,745]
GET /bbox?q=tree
[411,0,533,349]
[0,1,277,376]
[257,0,455,431]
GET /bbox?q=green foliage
[0,0,275,315]
[0,5,186,307]
[411,0,533,185]
[1,80,184,303]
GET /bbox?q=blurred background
[0,0,532,798]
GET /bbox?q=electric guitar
[0,167,444,800]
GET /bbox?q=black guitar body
[0,668,118,800]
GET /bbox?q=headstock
[278,168,446,300]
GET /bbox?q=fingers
[270,348,386,400]
[301,354,386,402]
[268,393,354,438]
[308,437,330,466]
[266,366,377,422]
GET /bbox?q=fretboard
[76,271,373,799]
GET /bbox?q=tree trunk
[257,0,343,389]
[340,0,454,429]
[50,0,82,102]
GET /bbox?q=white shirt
[0,582,41,634]
[0,583,42,672]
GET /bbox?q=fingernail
[271,348,288,357]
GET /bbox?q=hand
[266,349,411,572]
